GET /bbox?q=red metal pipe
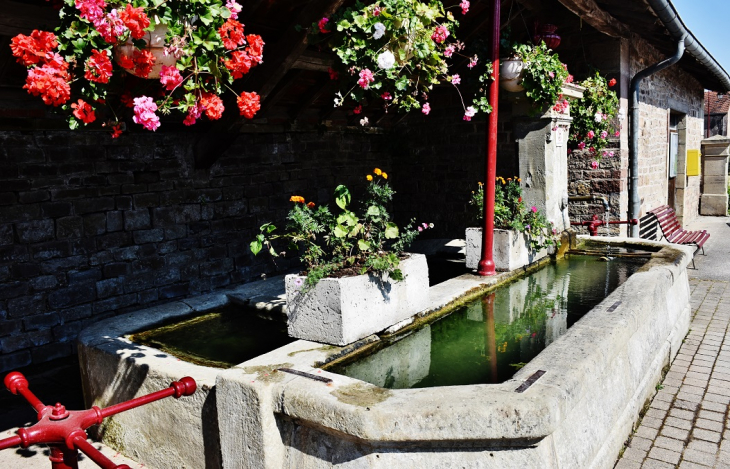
[1,372,196,469]
[570,215,639,236]
[478,0,500,276]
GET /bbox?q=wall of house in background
[630,36,704,227]
[0,129,390,371]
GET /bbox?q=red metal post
[477,0,501,276]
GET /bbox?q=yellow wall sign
[686,149,701,176]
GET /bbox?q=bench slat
[645,207,710,255]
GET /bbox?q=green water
[130,306,294,368]
[329,254,647,388]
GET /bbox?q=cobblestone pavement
[615,215,730,469]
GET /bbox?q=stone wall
[629,37,705,226]
[0,129,389,371]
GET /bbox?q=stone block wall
[630,37,704,225]
[0,129,388,371]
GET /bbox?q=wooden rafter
[555,0,630,38]
[290,76,332,120]
[193,0,346,168]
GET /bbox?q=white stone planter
[285,253,429,346]
[465,227,549,272]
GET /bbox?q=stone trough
[78,237,694,468]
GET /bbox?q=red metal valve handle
[1,371,196,469]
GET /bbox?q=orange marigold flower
[382,172,388,179]
[373,168,382,176]
[366,175,373,181]
[289,195,305,203]
[307,202,315,209]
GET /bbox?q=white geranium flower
[360,117,369,126]
[377,50,396,70]
[594,112,603,123]
[373,22,386,40]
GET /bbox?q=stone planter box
[465,227,548,272]
[285,253,429,346]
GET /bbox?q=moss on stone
[332,383,392,407]
[242,363,294,383]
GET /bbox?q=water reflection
[331,255,646,388]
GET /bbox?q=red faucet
[0,371,196,469]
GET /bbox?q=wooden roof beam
[555,0,631,38]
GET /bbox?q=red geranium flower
[200,92,225,120]
[10,30,58,66]
[218,18,245,50]
[120,91,135,108]
[111,124,123,138]
[245,34,264,64]
[71,99,96,124]
[237,91,260,119]
[23,64,70,106]
[119,4,150,40]
[85,49,113,84]
[224,51,252,79]
[608,78,617,87]
[133,49,156,78]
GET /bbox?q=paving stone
[647,446,682,465]
[646,408,668,420]
[670,408,697,420]
[641,417,664,430]
[687,439,719,454]
[629,436,653,451]
[678,462,711,469]
[705,393,730,405]
[693,428,722,443]
[614,459,641,469]
[653,436,685,453]
[682,447,719,466]
[676,392,704,403]
[622,447,647,462]
[642,458,676,469]
[674,400,700,412]
[695,418,724,432]
[700,400,727,413]
[665,416,694,430]
[698,409,725,422]
[683,377,709,388]
[637,425,660,440]
[661,425,690,441]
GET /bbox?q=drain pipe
[629,34,686,237]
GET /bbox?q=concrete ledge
[78,237,693,469]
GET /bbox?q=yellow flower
[478,182,483,186]
[367,175,373,181]
[382,172,388,179]
[374,168,382,176]
[517,178,522,182]
[289,195,305,203]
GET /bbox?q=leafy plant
[251,169,432,287]
[470,177,558,251]
[9,0,264,136]
[507,41,570,113]
[311,0,487,121]
[568,72,620,168]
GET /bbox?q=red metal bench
[646,205,709,267]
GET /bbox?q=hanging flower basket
[113,23,176,79]
[9,0,265,137]
[499,56,525,92]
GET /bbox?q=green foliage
[311,0,488,119]
[469,177,558,251]
[507,42,569,113]
[252,169,431,287]
[568,72,620,159]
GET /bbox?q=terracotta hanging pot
[499,57,525,92]
[114,24,176,79]
[533,23,561,50]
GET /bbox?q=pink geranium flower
[422,102,431,115]
[358,68,374,89]
[159,65,183,91]
[431,25,449,44]
[460,0,470,14]
[132,96,160,131]
[591,160,599,169]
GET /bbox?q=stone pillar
[700,136,730,216]
[511,85,584,232]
